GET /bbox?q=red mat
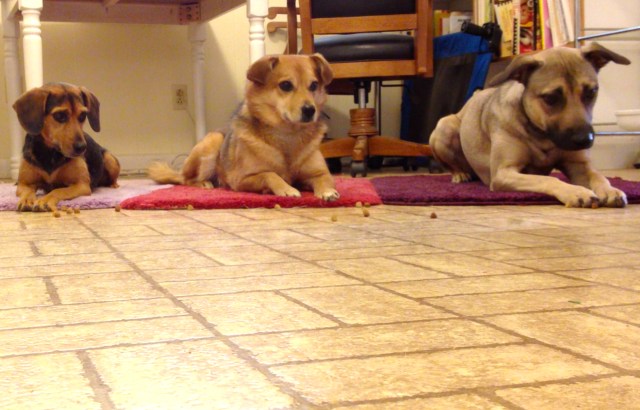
[120,177,381,210]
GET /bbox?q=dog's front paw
[317,189,340,202]
[451,172,473,183]
[17,196,36,212]
[274,186,301,197]
[593,186,627,208]
[33,196,59,212]
[558,186,600,208]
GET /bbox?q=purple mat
[370,174,640,206]
[0,179,172,211]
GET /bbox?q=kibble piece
[73,207,80,214]
[364,202,371,208]
[274,204,281,209]
[187,204,194,210]
[115,204,121,212]
[362,209,370,217]
[331,214,338,222]
[53,211,61,218]
[66,208,73,214]
[355,201,363,208]
[430,212,437,219]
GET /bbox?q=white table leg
[18,0,43,90]
[2,0,24,181]
[189,22,207,142]
[247,0,268,63]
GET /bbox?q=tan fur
[430,43,631,208]
[148,54,339,201]
[13,83,120,212]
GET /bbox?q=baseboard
[0,154,187,179]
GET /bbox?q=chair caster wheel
[350,161,367,177]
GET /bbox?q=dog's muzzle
[301,104,316,123]
[72,136,87,156]
[550,124,595,151]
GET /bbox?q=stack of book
[469,0,575,56]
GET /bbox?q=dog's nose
[301,104,316,122]
[569,125,595,150]
[73,138,87,155]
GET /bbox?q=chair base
[320,108,431,177]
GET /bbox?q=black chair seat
[314,33,414,63]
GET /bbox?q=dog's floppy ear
[310,53,333,86]
[12,87,51,135]
[488,54,542,87]
[79,87,101,132]
[581,42,631,72]
[247,56,280,85]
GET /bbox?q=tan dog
[149,54,339,201]
[13,83,120,212]
[430,43,630,208]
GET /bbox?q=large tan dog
[149,54,339,201]
[430,43,630,208]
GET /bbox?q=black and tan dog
[13,82,120,212]
[431,43,630,208]
[148,54,339,201]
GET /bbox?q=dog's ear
[79,87,101,132]
[247,56,279,85]
[310,53,333,86]
[488,55,542,87]
[12,87,51,135]
[581,42,631,72]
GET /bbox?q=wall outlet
[172,84,188,110]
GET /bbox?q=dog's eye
[541,92,562,107]
[309,81,319,92]
[52,112,69,123]
[279,81,294,92]
[583,86,598,102]
[78,112,87,123]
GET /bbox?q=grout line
[42,277,62,305]
[77,351,117,410]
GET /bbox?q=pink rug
[120,177,382,210]
[371,174,640,206]
[0,179,172,211]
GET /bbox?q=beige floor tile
[34,238,112,255]
[0,278,51,309]
[394,253,532,277]
[0,252,121,269]
[145,261,328,282]
[0,316,211,357]
[294,244,441,261]
[333,395,508,410]
[283,285,452,325]
[0,299,186,330]
[0,353,100,410]
[467,243,627,262]
[462,230,573,247]
[198,245,296,265]
[121,249,220,270]
[427,285,640,316]
[411,233,517,251]
[383,273,589,298]
[0,261,134,280]
[486,311,640,370]
[512,252,640,271]
[89,340,293,410]
[180,292,337,335]
[147,222,224,235]
[111,236,251,252]
[163,272,361,296]
[557,267,640,290]
[0,241,34,258]
[270,237,411,253]
[233,228,324,245]
[270,344,612,405]
[497,376,640,410]
[90,225,163,238]
[318,257,450,282]
[233,319,521,365]
[52,272,164,303]
[590,304,640,325]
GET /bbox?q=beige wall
[0,3,402,175]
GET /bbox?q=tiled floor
[2,170,640,409]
